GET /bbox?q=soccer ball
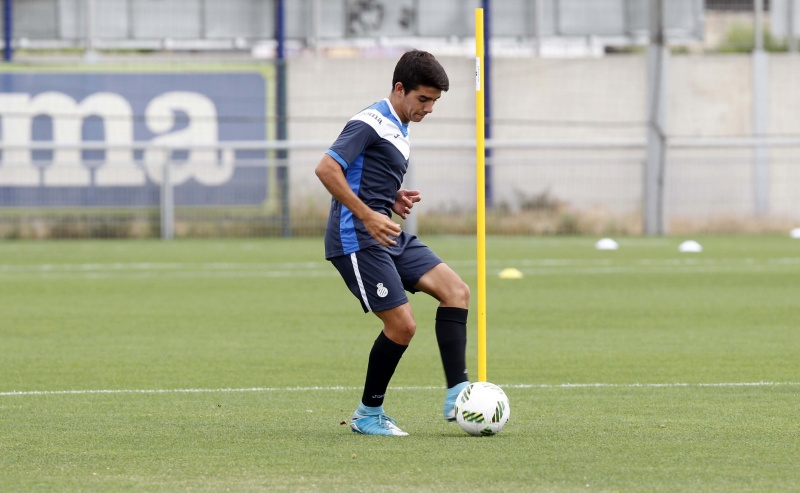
[454,381,511,436]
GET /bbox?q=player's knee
[460,280,471,304]
[386,320,416,345]
[449,279,470,308]
[400,320,417,341]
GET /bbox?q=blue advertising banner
[0,72,268,207]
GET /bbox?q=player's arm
[315,153,401,246]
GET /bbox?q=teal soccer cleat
[350,413,408,436]
[350,405,408,436]
[443,381,471,421]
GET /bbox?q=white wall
[288,54,800,221]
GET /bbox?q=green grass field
[1,235,798,492]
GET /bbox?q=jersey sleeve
[326,120,377,169]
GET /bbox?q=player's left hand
[392,189,421,219]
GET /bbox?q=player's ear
[394,82,406,95]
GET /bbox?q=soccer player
[315,50,470,436]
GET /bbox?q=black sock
[435,307,469,388]
[361,331,407,408]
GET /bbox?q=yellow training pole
[475,8,487,383]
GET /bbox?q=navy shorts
[329,232,443,313]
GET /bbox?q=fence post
[84,0,98,63]
[644,0,667,236]
[753,0,770,216]
[275,0,291,237]
[533,0,543,58]
[160,160,174,240]
[790,0,799,53]
[3,0,12,62]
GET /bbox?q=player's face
[396,84,442,123]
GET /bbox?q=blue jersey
[324,99,410,259]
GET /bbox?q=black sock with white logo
[361,331,407,408]
[435,307,469,388]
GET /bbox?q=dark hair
[392,50,449,93]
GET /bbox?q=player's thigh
[392,237,443,293]
[414,263,470,308]
[329,247,408,313]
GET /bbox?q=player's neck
[387,94,410,124]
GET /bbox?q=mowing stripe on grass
[1,381,798,398]
[2,257,799,280]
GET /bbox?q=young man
[315,50,471,436]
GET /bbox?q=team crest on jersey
[376,283,388,298]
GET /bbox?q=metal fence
[1,0,800,239]
[1,0,705,52]
[3,0,799,55]
[2,135,797,240]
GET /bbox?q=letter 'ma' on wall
[142,91,234,187]
[0,72,268,207]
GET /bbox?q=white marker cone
[678,240,703,253]
[595,238,619,250]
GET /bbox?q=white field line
[1,257,800,279]
[1,381,798,398]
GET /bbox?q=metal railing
[2,138,799,239]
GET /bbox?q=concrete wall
[288,54,800,223]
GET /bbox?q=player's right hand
[364,211,401,247]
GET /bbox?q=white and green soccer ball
[454,381,511,436]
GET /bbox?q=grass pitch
[1,235,798,492]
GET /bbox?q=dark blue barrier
[0,71,269,207]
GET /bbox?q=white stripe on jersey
[350,252,372,312]
[352,108,410,159]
